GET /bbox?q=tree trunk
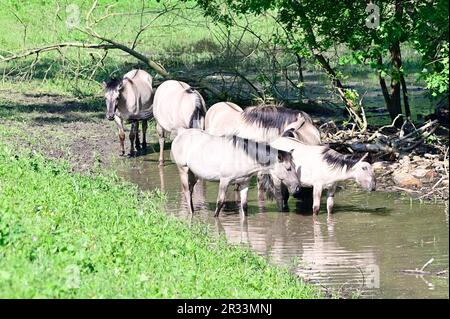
[376,0,410,127]
[295,53,305,95]
[400,73,411,118]
[389,42,403,124]
[295,8,366,131]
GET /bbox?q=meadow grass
[0,143,320,298]
[0,0,432,125]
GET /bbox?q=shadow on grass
[0,96,105,123]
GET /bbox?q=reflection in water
[116,151,449,299]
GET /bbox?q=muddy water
[116,150,449,299]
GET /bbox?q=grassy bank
[0,143,320,298]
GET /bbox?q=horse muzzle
[106,114,115,121]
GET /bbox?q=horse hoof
[119,152,125,157]
[128,152,136,158]
[158,161,164,167]
[141,143,147,150]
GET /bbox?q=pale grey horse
[205,102,321,144]
[269,137,376,215]
[171,129,300,217]
[103,69,153,156]
[152,80,206,165]
[205,102,321,211]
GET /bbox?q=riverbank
[0,90,448,203]
[0,143,321,298]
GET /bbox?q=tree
[191,0,449,128]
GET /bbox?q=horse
[205,102,321,210]
[205,102,321,144]
[103,69,153,156]
[267,137,376,215]
[152,80,206,165]
[171,129,300,217]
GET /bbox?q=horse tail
[187,88,206,129]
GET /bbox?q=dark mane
[322,148,359,171]
[230,135,276,166]
[105,78,122,91]
[242,106,312,132]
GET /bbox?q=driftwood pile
[319,118,449,201]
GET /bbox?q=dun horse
[205,102,321,144]
[171,129,300,217]
[205,102,321,210]
[103,69,153,156]
[153,80,206,165]
[268,137,376,214]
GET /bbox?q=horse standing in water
[171,129,300,217]
[152,80,206,165]
[205,102,321,211]
[103,69,153,156]
[269,137,376,214]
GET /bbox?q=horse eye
[287,167,292,171]
[362,167,367,171]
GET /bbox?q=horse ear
[359,152,369,162]
[282,128,296,138]
[277,151,284,162]
[102,81,107,89]
[117,81,124,91]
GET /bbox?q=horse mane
[230,135,281,166]
[105,78,122,91]
[241,106,313,133]
[321,147,359,171]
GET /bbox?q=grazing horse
[269,137,376,215]
[171,129,300,217]
[103,69,153,156]
[205,102,321,210]
[152,80,206,165]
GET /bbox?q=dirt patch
[0,91,158,172]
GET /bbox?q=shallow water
[116,150,449,299]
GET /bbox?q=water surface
[116,150,449,299]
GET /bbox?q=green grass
[0,0,434,125]
[0,143,320,298]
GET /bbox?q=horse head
[103,78,125,121]
[352,153,376,191]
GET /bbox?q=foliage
[0,143,320,298]
[191,0,449,102]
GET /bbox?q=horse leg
[214,179,229,217]
[141,119,148,150]
[326,184,337,215]
[114,115,125,156]
[257,173,265,202]
[156,123,165,166]
[135,121,141,152]
[281,182,290,212]
[239,182,249,216]
[188,170,197,213]
[234,184,241,206]
[179,166,194,214]
[312,185,323,215]
[273,178,288,212]
[128,122,137,157]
